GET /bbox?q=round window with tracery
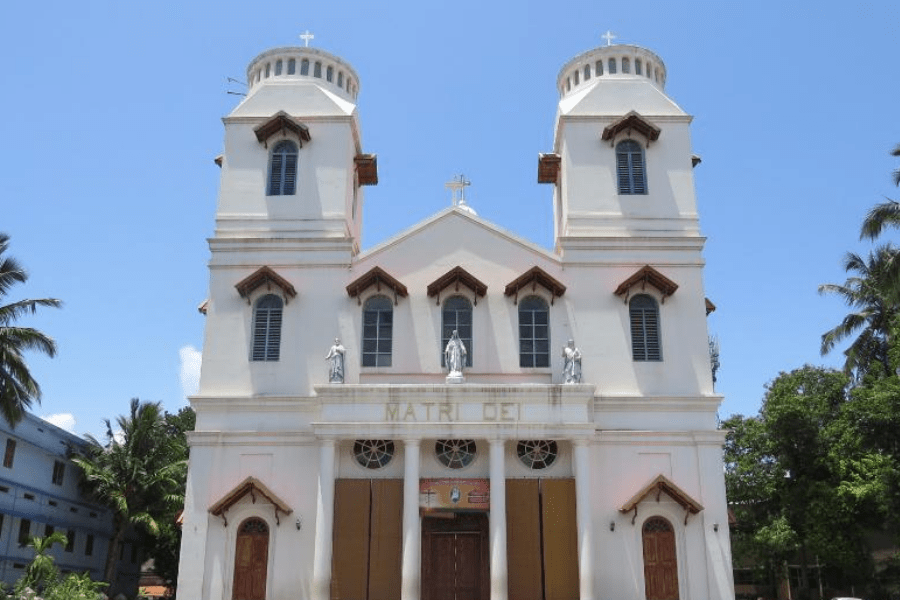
[435,439,477,469]
[516,440,558,470]
[353,439,395,469]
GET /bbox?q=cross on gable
[444,174,471,206]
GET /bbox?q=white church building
[176,38,735,600]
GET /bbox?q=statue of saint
[562,339,582,384]
[325,338,345,383]
[444,330,467,376]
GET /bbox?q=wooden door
[422,513,489,600]
[642,517,679,600]
[233,517,269,600]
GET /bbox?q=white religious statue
[444,330,467,376]
[325,338,345,383]
[562,339,582,384]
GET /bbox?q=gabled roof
[613,265,678,303]
[346,266,408,305]
[504,266,566,305]
[254,111,311,147]
[208,476,293,526]
[601,111,661,146]
[537,153,561,184]
[235,266,297,302]
[619,474,704,525]
[426,266,487,306]
[354,154,378,186]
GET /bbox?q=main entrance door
[422,512,489,600]
[642,516,679,600]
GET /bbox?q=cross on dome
[445,174,471,206]
[602,30,617,46]
[299,30,315,47]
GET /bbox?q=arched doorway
[233,517,269,600]
[642,516,679,600]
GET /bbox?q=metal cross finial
[445,174,471,206]
[602,30,617,46]
[299,30,315,47]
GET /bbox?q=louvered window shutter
[252,295,283,361]
[268,153,284,195]
[267,141,299,196]
[616,140,648,195]
[630,295,661,361]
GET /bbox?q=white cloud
[41,413,76,433]
[179,345,202,399]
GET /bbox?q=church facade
[176,39,735,600]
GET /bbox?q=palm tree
[72,399,187,594]
[0,233,61,425]
[859,144,900,240]
[17,531,69,593]
[819,244,899,378]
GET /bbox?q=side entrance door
[422,512,489,600]
[642,516,679,600]
[233,517,269,600]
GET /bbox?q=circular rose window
[516,440,558,470]
[353,439,395,469]
[435,439,477,469]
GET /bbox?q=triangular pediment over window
[235,266,297,302]
[208,476,293,526]
[504,266,566,305]
[601,111,661,147]
[426,266,487,305]
[254,111,311,147]
[619,474,704,525]
[613,265,678,303]
[346,266,408,305]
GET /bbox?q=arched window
[442,296,472,367]
[287,58,296,74]
[630,294,660,361]
[275,59,282,75]
[595,60,603,76]
[519,295,549,367]
[267,140,298,196]
[608,58,617,74]
[252,295,283,361]
[300,59,309,75]
[642,517,678,600]
[616,139,647,195]
[233,518,269,600]
[573,70,579,85]
[622,57,631,73]
[584,64,591,80]
[313,61,322,78]
[264,63,271,78]
[362,295,393,367]
[326,65,333,82]
[337,71,344,87]
[635,59,643,75]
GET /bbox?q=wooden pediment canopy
[504,266,566,305]
[346,266,408,305]
[208,476,293,526]
[427,266,487,306]
[705,297,716,316]
[601,111,661,147]
[613,265,678,304]
[537,153,561,184]
[254,111,311,147]
[355,154,379,186]
[235,266,297,303]
[619,474,704,526]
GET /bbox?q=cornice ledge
[594,395,723,411]
[314,383,597,403]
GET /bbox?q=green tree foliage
[2,533,107,600]
[724,366,877,597]
[72,399,187,596]
[859,144,900,241]
[0,234,61,426]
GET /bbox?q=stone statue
[562,339,582,384]
[444,330,467,376]
[325,338,345,383]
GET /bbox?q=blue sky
[3,0,899,438]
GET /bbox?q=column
[489,439,508,600]
[401,439,421,600]
[573,440,594,600]
[311,439,336,600]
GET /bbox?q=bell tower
[539,43,700,260]
[213,45,376,260]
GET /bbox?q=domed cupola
[244,46,361,104]
[556,43,667,98]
